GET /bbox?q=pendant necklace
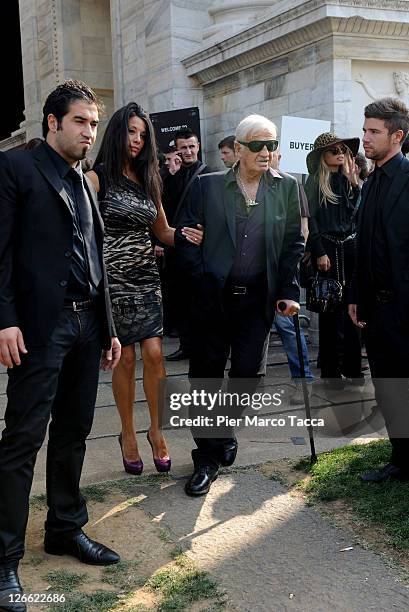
[237,170,259,210]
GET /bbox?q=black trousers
[0,308,103,565]
[157,252,177,335]
[164,250,192,353]
[189,283,271,468]
[364,301,409,470]
[318,236,361,378]
[319,308,362,377]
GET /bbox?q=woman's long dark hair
[93,102,162,209]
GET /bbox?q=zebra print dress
[94,165,162,346]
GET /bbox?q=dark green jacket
[175,166,304,324]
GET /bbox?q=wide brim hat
[306,132,360,174]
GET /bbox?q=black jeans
[0,308,103,565]
[365,301,409,470]
[189,282,271,468]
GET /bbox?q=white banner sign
[279,116,331,175]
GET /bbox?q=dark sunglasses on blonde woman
[326,145,348,155]
[238,139,279,153]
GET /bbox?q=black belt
[375,289,393,303]
[64,299,97,312]
[230,285,248,295]
[321,232,356,244]
[229,284,267,296]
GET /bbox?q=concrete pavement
[1,335,405,612]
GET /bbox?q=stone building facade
[4,0,409,167]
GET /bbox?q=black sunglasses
[238,139,279,153]
[326,145,347,155]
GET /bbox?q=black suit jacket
[352,154,409,324]
[0,143,115,347]
[175,168,304,324]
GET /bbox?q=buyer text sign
[280,116,331,175]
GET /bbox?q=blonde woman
[305,133,362,387]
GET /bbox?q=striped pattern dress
[94,165,163,346]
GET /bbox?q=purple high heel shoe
[118,434,143,475]
[146,432,171,473]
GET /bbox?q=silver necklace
[237,170,259,209]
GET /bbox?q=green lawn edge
[295,440,409,550]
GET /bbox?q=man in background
[156,145,183,336]
[270,147,314,402]
[164,145,182,176]
[163,129,212,361]
[218,135,236,168]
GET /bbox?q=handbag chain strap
[334,247,345,287]
[322,233,355,287]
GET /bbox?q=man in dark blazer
[349,97,409,483]
[0,80,121,610]
[163,129,212,361]
[175,114,304,496]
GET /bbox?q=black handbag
[306,273,343,313]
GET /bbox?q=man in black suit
[349,97,409,483]
[175,114,304,496]
[0,80,121,610]
[163,129,211,361]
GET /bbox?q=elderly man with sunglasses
[175,114,304,496]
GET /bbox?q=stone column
[333,59,353,137]
[110,0,212,111]
[110,0,146,109]
[16,0,113,149]
[17,0,63,140]
[60,0,114,150]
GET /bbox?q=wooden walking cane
[278,302,317,464]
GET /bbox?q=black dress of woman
[306,170,362,380]
[93,164,162,346]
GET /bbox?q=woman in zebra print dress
[87,102,202,474]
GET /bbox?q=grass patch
[82,482,113,503]
[30,493,46,509]
[158,528,174,544]
[27,555,44,567]
[146,553,226,611]
[115,473,172,493]
[267,470,287,484]
[170,546,184,559]
[101,559,143,591]
[30,475,173,509]
[296,440,409,549]
[42,569,87,592]
[47,590,119,611]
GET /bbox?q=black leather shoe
[218,439,238,467]
[185,466,218,496]
[166,348,189,361]
[44,530,120,566]
[361,463,409,483]
[0,567,26,612]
